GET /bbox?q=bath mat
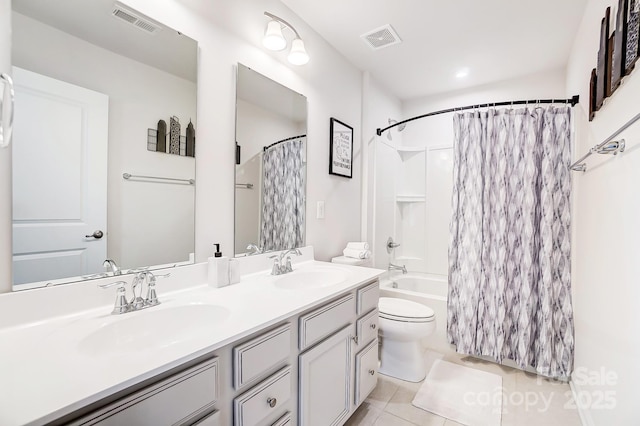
[411,359,502,426]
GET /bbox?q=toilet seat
[379,297,435,323]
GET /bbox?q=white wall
[566,0,640,424]
[236,99,304,161]
[0,0,11,293]
[12,13,197,270]
[402,68,568,147]
[121,0,364,263]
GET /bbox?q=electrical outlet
[316,201,325,219]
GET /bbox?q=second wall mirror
[234,64,307,256]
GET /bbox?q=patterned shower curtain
[447,106,574,379]
[260,138,305,251]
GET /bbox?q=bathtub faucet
[388,262,407,274]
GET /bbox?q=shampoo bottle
[208,243,230,287]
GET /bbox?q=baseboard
[570,379,594,426]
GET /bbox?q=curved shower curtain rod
[263,134,307,151]
[376,95,580,136]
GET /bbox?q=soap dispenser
[208,243,230,287]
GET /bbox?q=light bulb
[288,38,309,65]
[263,20,286,51]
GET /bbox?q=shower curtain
[447,106,574,379]
[260,138,305,251]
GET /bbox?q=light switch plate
[316,201,325,219]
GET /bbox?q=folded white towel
[346,242,369,250]
[343,248,371,259]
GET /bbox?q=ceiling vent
[112,4,160,34]
[360,24,402,50]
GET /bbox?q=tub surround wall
[361,73,403,269]
[566,0,640,424]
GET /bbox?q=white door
[299,324,354,426]
[12,67,108,286]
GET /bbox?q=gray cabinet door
[299,324,354,426]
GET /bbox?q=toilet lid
[378,297,435,322]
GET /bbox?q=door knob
[85,230,104,239]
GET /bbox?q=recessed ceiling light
[456,68,469,79]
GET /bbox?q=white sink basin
[77,304,230,356]
[273,267,348,290]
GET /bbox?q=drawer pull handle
[370,323,377,330]
[267,397,277,408]
[368,369,375,376]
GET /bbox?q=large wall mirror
[11,0,197,290]
[234,64,307,256]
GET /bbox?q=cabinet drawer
[72,358,219,426]
[299,294,355,350]
[234,323,291,390]
[355,339,379,405]
[356,281,379,315]
[356,309,378,347]
[234,366,291,426]
[271,412,292,426]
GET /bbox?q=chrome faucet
[98,280,130,315]
[269,248,302,275]
[103,259,121,276]
[246,244,263,255]
[388,262,407,274]
[98,270,170,315]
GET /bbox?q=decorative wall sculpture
[147,116,196,157]
[590,0,639,121]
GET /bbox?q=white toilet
[378,297,436,382]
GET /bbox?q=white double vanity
[0,247,384,426]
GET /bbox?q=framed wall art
[329,117,353,178]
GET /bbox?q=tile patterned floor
[345,348,583,426]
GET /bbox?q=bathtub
[379,273,452,354]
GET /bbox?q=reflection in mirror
[11,0,197,290]
[234,64,307,256]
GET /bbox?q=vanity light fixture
[262,12,310,65]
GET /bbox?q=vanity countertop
[0,259,384,426]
